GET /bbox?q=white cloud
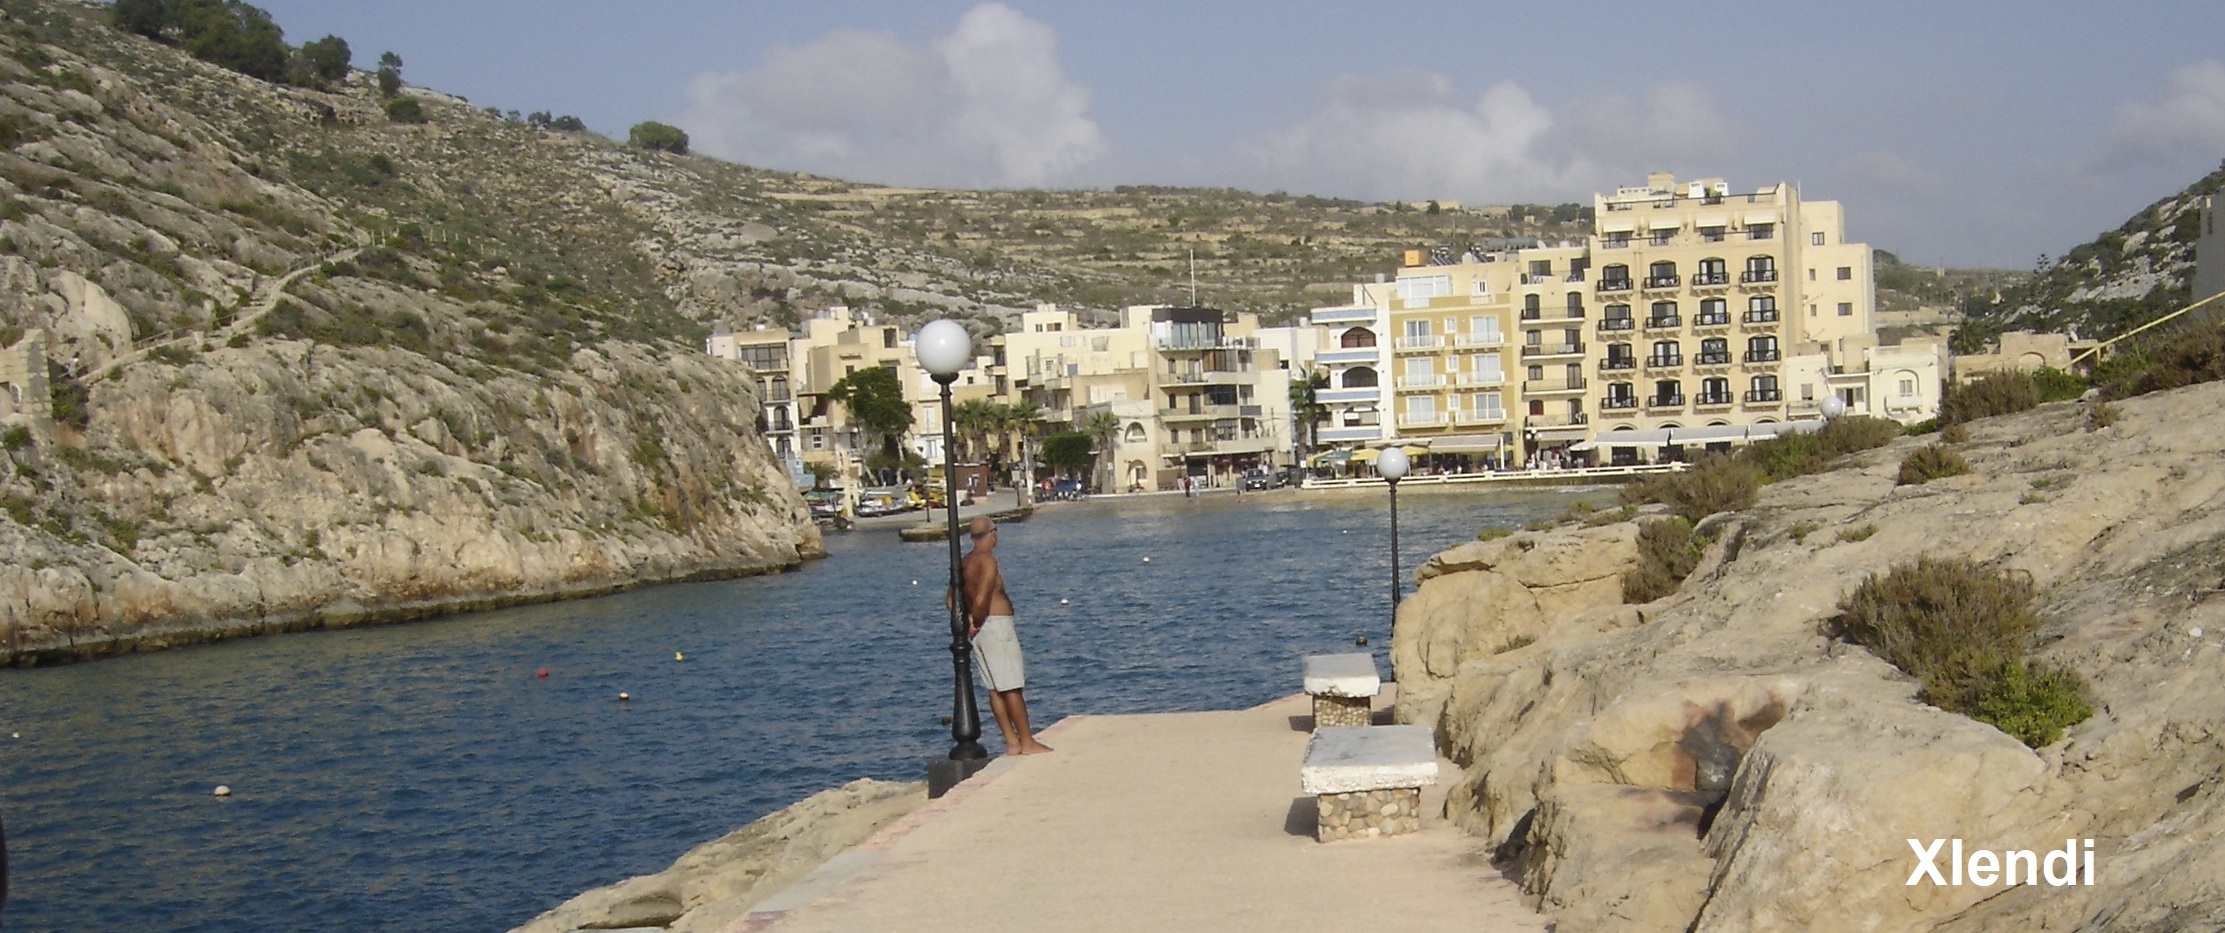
[1228,73,1739,204]
[683,3,1103,187]
[2102,60,2225,165]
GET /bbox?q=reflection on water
[0,487,1597,933]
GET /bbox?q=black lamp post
[917,320,987,795]
[1378,446,1410,628]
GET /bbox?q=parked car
[1050,478,1086,501]
[1240,471,1287,491]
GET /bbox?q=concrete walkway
[727,692,1549,933]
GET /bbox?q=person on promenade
[956,517,1052,754]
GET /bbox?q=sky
[247,0,2225,270]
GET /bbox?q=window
[1695,258,1728,285]
[1808,268,1817,281]
[1469,316,1502,343]
[1745,335,1780,362]
[1475,352,1503,378]
[1697,297,1728,325]
[1405,396,1437,419]
[1837,266,1853,281]
[1698,337,1729,363]
[1813,232,1826,245]
[1700,377,1731,404]
[1601,264,1632,288]
[1403,319,1433,338]
[1750,223,1774,241]
[1899,377,1916,397]
[1648,301,1679,327]
[1404,357,1435,381]
[1566,292,1584,316]
[1838,302,1854,317]
[1650,340,1682,366]
[1339,327,1377,348]
[1606,382,1636,404]
[1747,374,1780,402]
[1524,294,1541,317]
[1397,274,1452,302]
[1342,367,1378,388]
[1472,391,1503,417]
[1742,256,1777,283]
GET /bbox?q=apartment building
[705,324,799,480]
[1310,173,1941,465]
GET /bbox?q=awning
[1744,211,1780,226]
[1531,426,1591,441]
[1426,433,1503,452]
[1644,217,1679,230]
[1601,219,1636,234]
[1696,215,1729,228]
[1583,421,1821,450]
[1350,448,1381,464]
[1309,449,1354,466]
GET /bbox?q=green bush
[2031,367,2088,403]
[628,121,689,155]
[1829,556,2090,746]
[2101,321,2224,399]
[1943,371,2040,423]
[1622,517,1700,603]
[1621,453,1759,523]
[385,97,427,124]
[2,425,30,451]
[1476,527,1514,541]
[1896,444,1969,485]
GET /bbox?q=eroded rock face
[507,778,926,933]
[1395,381,2225,932]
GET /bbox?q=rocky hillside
[1393,380,2224,932]
[1958,163,2225,348]
[0,2,821,663]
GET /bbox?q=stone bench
[1300,725,1438,841]
[1302,652,1381,729]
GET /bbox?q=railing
[1750,227,1775,240]
[1700,231,1725,243]
[1598,318,1635,332]
[1299,462,1691,490]
[1643,275,1681,289]
[1455,409,1508,424]
[1159,404,1257,420]
[1599,357,1637,372]
[1521,273,1556,285]
[1597,279,1634,293]
[1454,371,1506,387]
[1645,355,1684,368]
[1743,349,1781,363]
[1519,309,1541,321]
[1394,336,1445,351]
[1740,269,1779,284]
[1693,312,1732,327]
[1742,310,1780,324]
[1527,413,1589,427]
[1691,273,1730,286]
[1394,375,1444,389]
[1694,352,1734,365]
[1694,393,1736,406]
[1565,271,1588,282]
[1647,394,1687,408]
[1520,342,1585,357]
[1528,376,1589,391]
[1397,411,1450,427]
[1452,332,1504,347]
[1601,397,1640,410]
[1645,316,1683,330]
[1744,389,1783,403]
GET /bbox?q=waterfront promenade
[728,691,1548,932]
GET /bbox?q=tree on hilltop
[628,121,688,155]
[116,0,291,82]
[297,34,350,82]
[376,50,403,96]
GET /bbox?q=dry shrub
[1940,422,1971,444]
[1622,454,1759,523]
[1829,557,2090,747]
[2087,401,2122,430]
[1622,518,1700,603]
[1943,371,2040,423]
[2101,322,2223,399]
[1897,444,1970,485]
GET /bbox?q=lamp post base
[927,754,998,798]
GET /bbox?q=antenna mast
[1188,248,1198,306]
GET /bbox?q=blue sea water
[0,487,1594,933]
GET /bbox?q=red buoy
[535,667,549,678]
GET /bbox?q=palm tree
[999,400,1046,497]
[1290,368,1331,462]
[951,398,1000,466]
[1081,409,1121,493]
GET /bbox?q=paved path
[728,692,1550,933]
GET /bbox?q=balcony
[1740,269,1779,284]
[1308,306,1378,325]
[1645,354,1684,369]
[1452,332,1505,348]
[1598,318,1636,333]
[1454,371,1506,387]
[1565,271,1588,282]
[1743,349,1781,363]
[1316,386,1380,404]
[1691,272,1731,287]
[1520,341,1585,358]
[1693,312,1732,328]
[1597,278,1634,293]
[1744,389,1783,403]
[1315,347,1381,365]
[1519,308,1542,321]
[1520,273,1556,285]
[1536,304,1586,322]
[1599,357,1637,372]
[1160,404,1260,422]
[1700,230,1726,244]
[1179,434,1280,456]
[1393,335,1445,352]
[1455,408,1509,425]
[1528,376,1588,393]
[1527,413,1590,428]
[1394,374,1445,391]
[1646,394,1686,410]
[1644,315,1683,331]
[1741,310,1781,325]
[1693,351,1734,366]
[1397,411,1451,428]
[1642,275,1681,290]
[1694,393,1736,407]
[1601,397,1639,410]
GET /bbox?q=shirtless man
[957,517,1052,754]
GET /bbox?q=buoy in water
[535,667,549,678]
[912,580,919,586]
[1142,556,1151,563]
[1059,598,1069,605]
[674,651,685,662]
[213,785,232,797]
[618,692,631,702]
[1355,634,1369,646]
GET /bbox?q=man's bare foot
[1013,741,1054,755]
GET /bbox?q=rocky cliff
[1394,382,2225,932]
[0,3,823,662]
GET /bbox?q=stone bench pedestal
[1300,725,1438,842]
[1302,653,1381,729]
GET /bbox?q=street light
[1378,446,1410,632]
[916,319,987,795]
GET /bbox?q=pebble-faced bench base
[1300,725,1438,842]
[1302,653,1381,731]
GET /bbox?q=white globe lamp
[916,319,971,377]
[1378,446,1410,481]
[1819,394,1846,419]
